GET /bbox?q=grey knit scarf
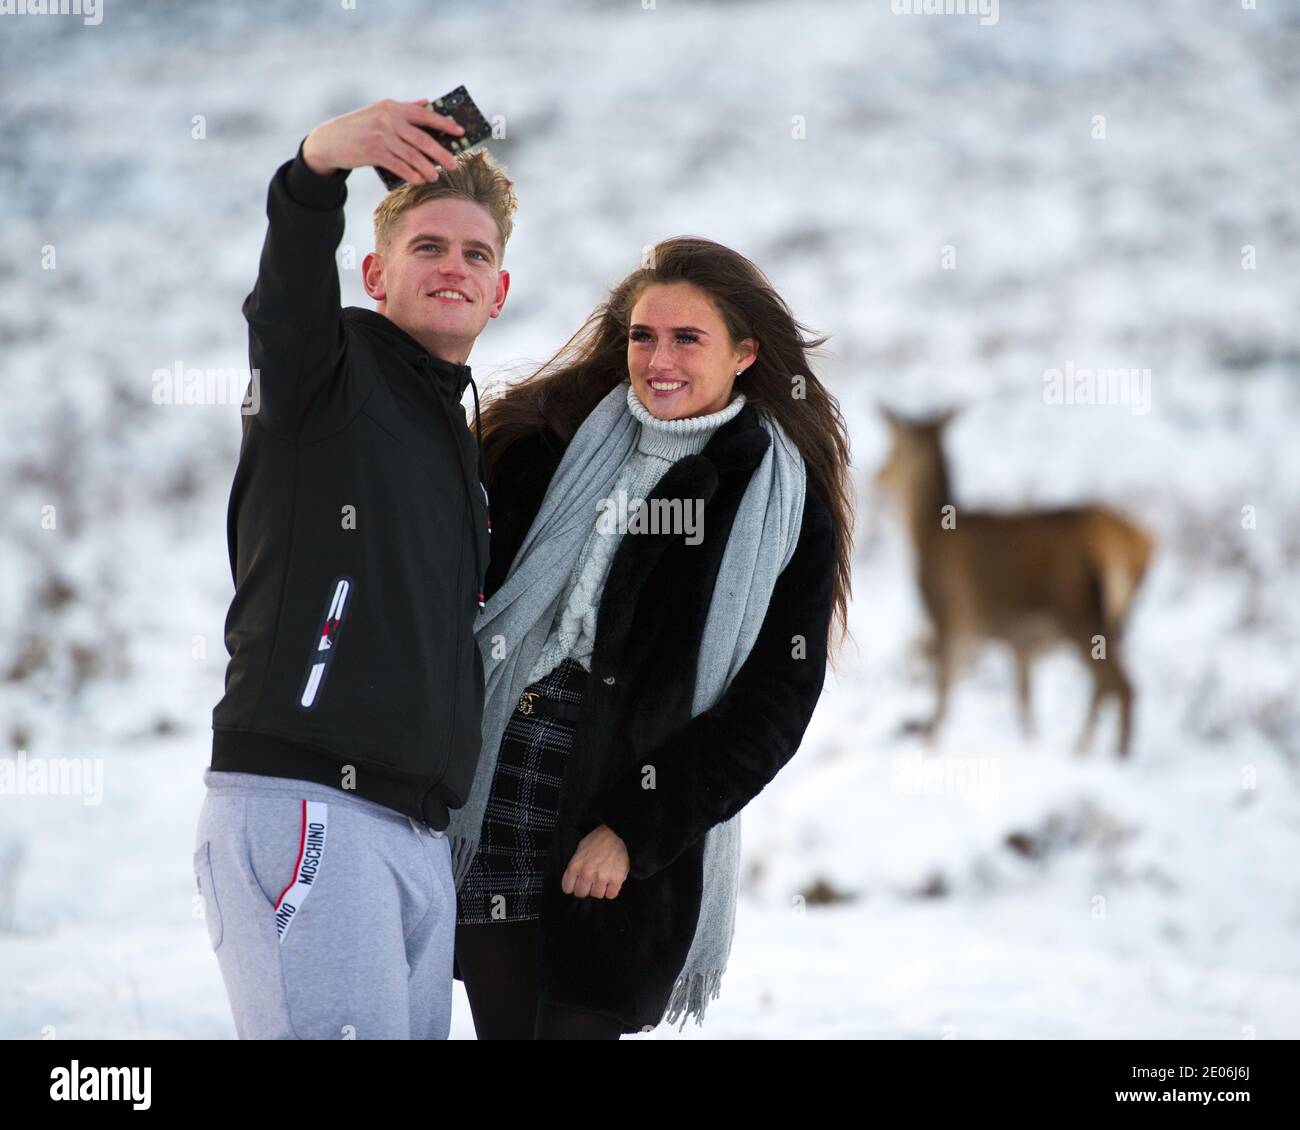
[444,378,805,1030]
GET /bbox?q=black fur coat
[453,399,837,1033]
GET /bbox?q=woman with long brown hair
[444,236,853,1038]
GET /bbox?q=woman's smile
[647,378,689,397]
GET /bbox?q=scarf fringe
[450,834,476,891]
[662,967,726,1032]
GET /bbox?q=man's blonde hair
[372,148,517,261]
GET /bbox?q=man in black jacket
[192,99,516,1039]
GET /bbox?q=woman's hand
[561,825,630,899]
[301,98,466,183]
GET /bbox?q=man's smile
[427,287,472,303]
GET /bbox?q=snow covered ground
[2,0,1298,1039]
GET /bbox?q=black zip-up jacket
[209,140,491,830]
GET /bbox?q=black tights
[455,920,623,1040]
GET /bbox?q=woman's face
[626,282,757,420]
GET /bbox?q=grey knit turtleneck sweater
[525,383,747,684]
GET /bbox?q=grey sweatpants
[192,768,455,1040]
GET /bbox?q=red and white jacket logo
[299,577,351,710]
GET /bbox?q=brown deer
[874,406,1154,757]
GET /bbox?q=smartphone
[375,85,492,191]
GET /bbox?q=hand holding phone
[374,86,492,190]
[300,96,476,183]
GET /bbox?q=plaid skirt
[456,657,590,924]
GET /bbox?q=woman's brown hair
[478,236,854,669]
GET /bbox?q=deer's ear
[878,402,904,430]
[935,404,963,430]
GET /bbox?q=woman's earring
[735,370,743,377]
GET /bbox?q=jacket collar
[697,400,771,477]
[344,306,474,397]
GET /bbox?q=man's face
[363,197,509,364]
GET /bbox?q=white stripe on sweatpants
[273,800,328,943]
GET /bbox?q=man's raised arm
[243,99,466,436]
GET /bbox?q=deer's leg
[899,640,953,744]
[1075,682,1103,754]
[1108,653,1135,759]
[921,638,955,747]
[1074,651,1107,755]
[1013,646,1035,740]
[1075,644,1136,757]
